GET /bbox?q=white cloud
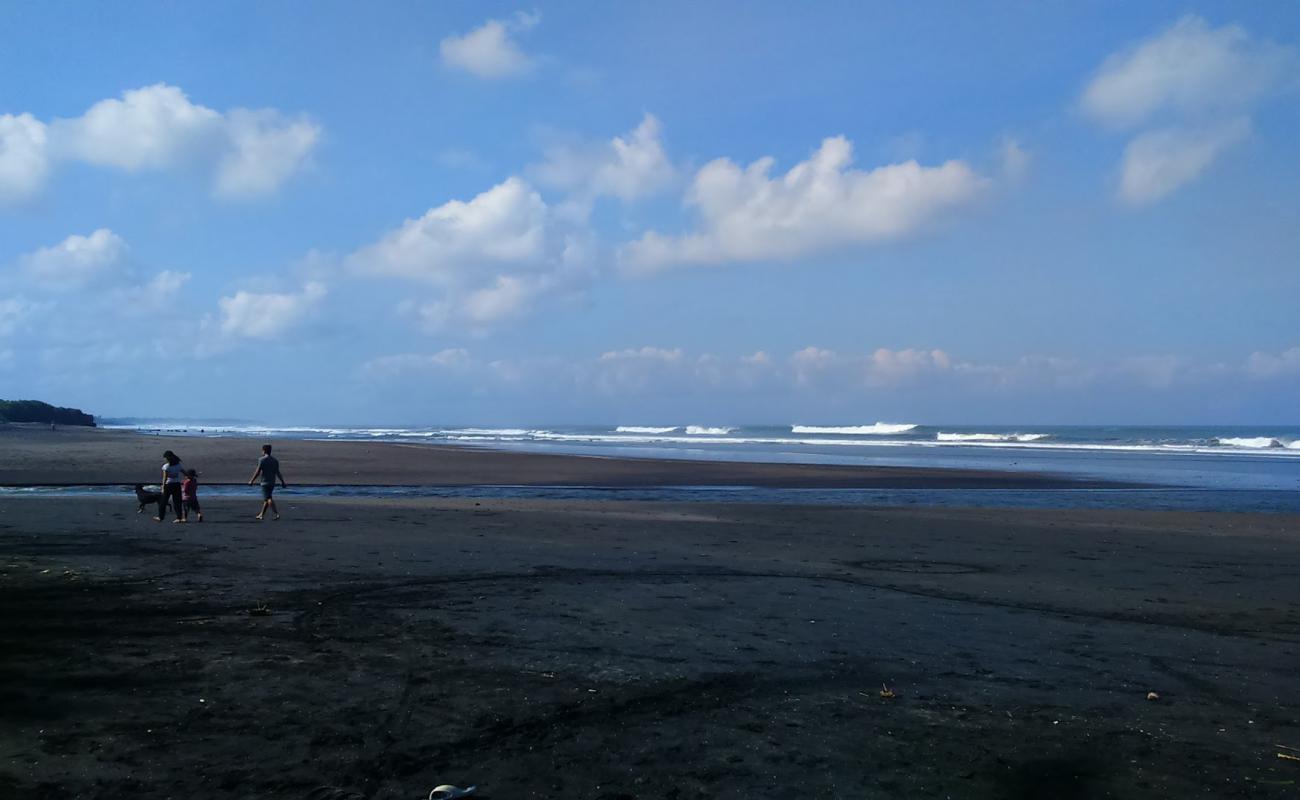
[0,113,50,204]
[1080,15,1297,204]
[440,12,540,79]
[103,269,193,316]
[361,348,473,379]
[360,344,1073,400]
[1080,15,1296,129]
[789,346,954,389]
[357,343,1297,403]
[620,136,987,272]
[1119,118,1250,204]
[532,114,676,204]
[1244,347,1300,379]
[407,274,555,331]
[52,84,223,170]
[147,270,191,296]
[20,228,128,290]
[350,177,594,330]
[218,282,326,339]
[586,346,687,394]
[0,84,319,204]
[351,177,546,282]
[215,109,320,197]
[866,347,952,386]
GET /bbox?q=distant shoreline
[0,423,1134,490]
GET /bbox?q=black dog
[134,484,164,515]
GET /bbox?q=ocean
[100,421,1300,492]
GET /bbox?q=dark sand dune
[1,495,1298,798]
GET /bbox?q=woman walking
[157,450,187,523]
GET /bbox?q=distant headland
[0,400,96,427]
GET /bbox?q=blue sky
[1,2,1298,425]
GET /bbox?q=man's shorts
[261,483,276,500]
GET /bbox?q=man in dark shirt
[248,444,288,520]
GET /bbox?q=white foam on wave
[792,423,918,435]
[937,432,1049,443]
[103,420,1300,459]
[1214,436,1283,449]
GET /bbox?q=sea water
[98,421,1300,492]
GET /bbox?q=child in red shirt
[182,469,203,522]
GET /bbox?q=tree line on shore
[0,400,96,427]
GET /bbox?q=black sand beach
[1,430,1299,798]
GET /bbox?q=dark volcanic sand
[1,497,1298,799]
[0,425,1124,488]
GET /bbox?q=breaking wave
[615,426,679,434]
[442,428,534,437]
[791,423,918,435]
[1214,436,1286,449]
[686,426,735,435]
[937,432,1049,443]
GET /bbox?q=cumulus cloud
[19,228,128,290]
[218,282,326,339]
[1081,16,1296,129]
[1119,118,1251,204]
[532,114,676,205]
[352,177,546,282]
[53,84,223,170]
[349,177,593,330]
[620,136,987,272]
[1081,15,1297,204]
[146,270,191,296]
[440,12,540,79]
[1,84,319,205]
[214,109,320,197]
[0,114,50,204]
[406,274,558,331]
